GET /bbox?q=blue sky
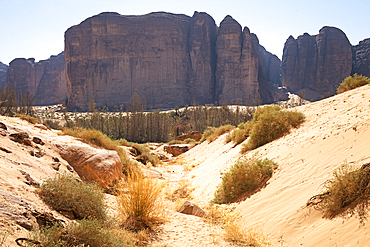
[1,0,369,65]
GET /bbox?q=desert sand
[1,84,370,246]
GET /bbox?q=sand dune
[183,84,370,246]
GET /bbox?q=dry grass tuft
[307,161,370,224]
[16,114,38,124]
[200,124,235,143]
[116,172,166,230]
[203,204,271,246]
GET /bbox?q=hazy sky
[1,0,369,65]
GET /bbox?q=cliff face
[280,27,352,100]
[352,38,370,78]
[65,12,193,110]
[5,53,67,105]
[0,62,8,88]
[65,12,282,110]
[215,16,259,104]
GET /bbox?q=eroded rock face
[0,62,8,88]
[352,38,370,78]
[281,27,352,100]
[65,12,193,110]
[5,52,67,105]
[58,144,122,188]
[215,16,259,105]
[65,12,281,110]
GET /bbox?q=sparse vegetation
[116,172,166,230]
[230,121,253,145]
[307,162,370,224]
[337,74,370,94]
[200,124,235,143]
[37,173,107,221]
[26,219,133,247]
[203,205,271,246]
[15,114,38,124]
[0,85,34,116]
[212,157,278,204]
[241,105,305,152]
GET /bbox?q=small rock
[157,153,169,161]
[164,145,189,157]
[32,137,45,145]
[0,122,7,130]
[9,132,33,147]
[0,146,12,153]
[175,131,202,142]
[29,150,35,156]
[178,201,206,217]
[52,157,60,162]
[34,150,44,158]
[20,170,40,186]
[66,164,74,172]
[51,162,61,171]
[140,166,163,179]
[0,129,8,136]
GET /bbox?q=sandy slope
[182,85,370,246]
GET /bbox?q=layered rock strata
[5,52,67,105]
[280,27,353,100]
[65,12,282,110]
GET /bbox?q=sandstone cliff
[352,38,370,78]
[280,27,352,100]
[65,12,282,110]
[6,52,67,105]
[0,61,8,87]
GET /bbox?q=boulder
[175,131,202,142]
[281,27,352,101]
[164,145,189,156]
[0,122,7,130]
[58,144,122,188]
[9,132,33,146]
[178,201,205,217]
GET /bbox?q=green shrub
[200,124,235,143]
[212,157,277,204]
[67,219,131,247]
[27,224,64,247]
[231,121,253,145]
[242,105,305,152]
[308,162,370,223]
[337,74,370,94]
[38,173,107,221]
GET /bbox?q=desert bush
[307,162,370,223]
[231,121,253,145]
[27,220,133,247]
[200,124,235,143]
[212,157,277,204]
[224,221,272,247]
[337,74,370,94]
[66,219,131,247]
[116,172,165,230]
[38,173,107,221]
[242,105,305,152]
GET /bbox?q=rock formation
[280,27,353,100]
[65,12,283,110]
[0,61,8,87]
[6,52,67,105]
[352,38,370,78]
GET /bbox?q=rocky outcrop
[58,144,123,188]
[65,12,282,110]
[0,62,8,88]
[164,145,190,156]
[215,16,259,105]
[6,52,67,105]
[352,38,370,78]
[175,131,202,142]
[281,27,352,100]
[65,12,193,110]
